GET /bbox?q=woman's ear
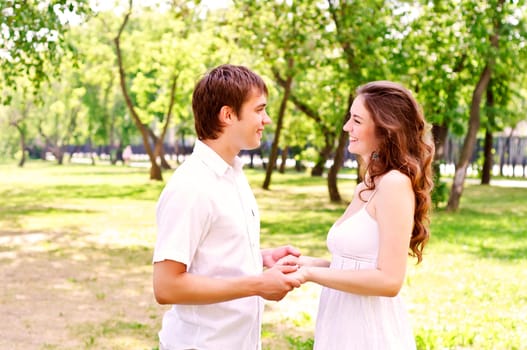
[219,106,235,125]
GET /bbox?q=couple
[152,64,434,350]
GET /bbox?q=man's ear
[219,106,235,125]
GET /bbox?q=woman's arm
[292,171,415,297]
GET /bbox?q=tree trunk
[431,122,449,187]
[481,129,493,184]
[447,64,492,211]
[446,1,502,211]
[432,122,449,163]
[12,123,27,167]
[328,125,348,202]
[264,62,293,190]
[327,94,353,202]
[148,127,172,170]
[311,135,335,177]
[104,81,117,165]
[279,145,288,173]
[56,146,65,165]
[481,80,495,185]
[155,72,179,170]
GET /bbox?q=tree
[325,0,401,200]
[395,1,474,183]
[0,0,91,96]
[447,0,524,211]
[4,83,33,166]
[113,0,200,180]
[399,0,527,209]
[33,61,87,165]
[71,11,129,165]
[233,0,331,190]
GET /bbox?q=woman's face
[343,95,380,163]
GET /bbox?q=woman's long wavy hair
[357,81,434,263]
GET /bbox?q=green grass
[1,160,526,349]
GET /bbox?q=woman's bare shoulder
[378,170,411,190]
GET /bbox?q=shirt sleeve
[152,180,212,267]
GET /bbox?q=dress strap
[364,187,378,210]
[365,188,378,204]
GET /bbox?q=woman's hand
[261,245,301,268]
[276,255,330,268]
[285,266,309,284]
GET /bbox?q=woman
[287,81,434,349]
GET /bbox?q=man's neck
[201,138,238,166]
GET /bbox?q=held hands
[261,245,301,268]
[275,255,309,285]
[275,254,302,267]
[276,254,330,270]
[258,245,310,301]
[274,255,330,286]
[258,248,329,301]
[258,264,303,301]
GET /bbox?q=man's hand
[261,245,301,268]
[256,264,303,301]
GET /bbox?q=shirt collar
[193,139,244,176]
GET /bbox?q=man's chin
[246,140,261,150]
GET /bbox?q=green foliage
[299,147,319,164]
[286,336,314,350]
[1,1,527,209]
[0,0,92,94]
[232,0,342,155]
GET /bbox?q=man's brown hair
[192,64,268,140]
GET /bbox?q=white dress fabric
[314,190,416,350]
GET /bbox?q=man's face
[231,88,272,150]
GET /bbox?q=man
[153,64,301,350]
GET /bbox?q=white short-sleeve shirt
[153,140,264,350]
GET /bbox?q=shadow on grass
[432,187,527,262]
[1,183,163,204]
[246,168,357,188]
[1,205,98,216]
[0,204,101,230]
[0,231,160,349]
[51,184,163,200]
[58,164,151,176]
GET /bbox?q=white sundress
[313,190,416,350]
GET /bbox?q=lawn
[0,161,526,349]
